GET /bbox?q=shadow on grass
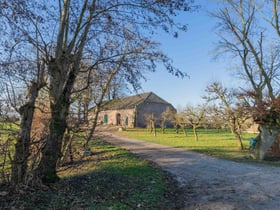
[0,140,184,210]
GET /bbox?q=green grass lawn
[0,125,276,209]
[0,137,183,209]
[118,128,257,161]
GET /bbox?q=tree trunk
[253,124,280,160]
[83,98,89,125]
[232,124,244,150]
[59,128,74,166]
[151,113,156,137]
[161,122,165,134]
[11,82,39,185]
[182,126,187,137]
[77,98,82,124]
[175,124,179,134]
[234,131,244,150]
[36,58,74,183]
[229,122,244,150]
[85,106,100,149]
[193,126,198,141]
[37,101,68,183]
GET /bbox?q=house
[96,92,176,128]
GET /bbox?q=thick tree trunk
[37,101,68,183]
[253,125,280,160]
[37,58,73,183]
[11,82,39,185]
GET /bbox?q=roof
[100,92,172,111]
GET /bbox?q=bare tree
[160,107,176,133]
[1,0,198,183]
[106,75,128,101]
[182,105,206,141]
[84,47,128,148]
[174,112,189,136]
[212,0,280,159]
[144,113,157,136]
[204,82,250,150]
[0,10,47,185]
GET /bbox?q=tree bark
[37,99,69,183]
[229,117,244,150]
[36,58,73,183]
[11,82,39,185]
[253,125,280,160]
[193,125,198,141]
[85,106,100,149]
[231,127,244,150]
[234,131,244,150]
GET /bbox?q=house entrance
[103,114,108,125]
[125,117,128,126]
[116,113,121,125]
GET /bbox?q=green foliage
[120,128,253,160]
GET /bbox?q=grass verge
[118,128,252,159]
[117,128,280,166]
[0,138,184,209]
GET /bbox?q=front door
[125,117,129,126]
[116,113,121,125]
[103,114,108,125]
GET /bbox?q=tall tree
[0,0,197,183]
[0,2,47,184]
[212,0,280,159]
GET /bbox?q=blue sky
[141,0,242,108]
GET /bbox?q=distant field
[118,128,257,161]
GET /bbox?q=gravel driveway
[95,129,280,210]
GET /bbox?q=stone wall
[96,101,176,128]
[136,102,175,127]
[98,109,135,128]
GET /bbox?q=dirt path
[95,129,280,210]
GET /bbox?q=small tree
[144,113,157,136]
[174,113,188,136]
[182,105,206,141]
[204,82,250,150]
[160,107,176,133]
